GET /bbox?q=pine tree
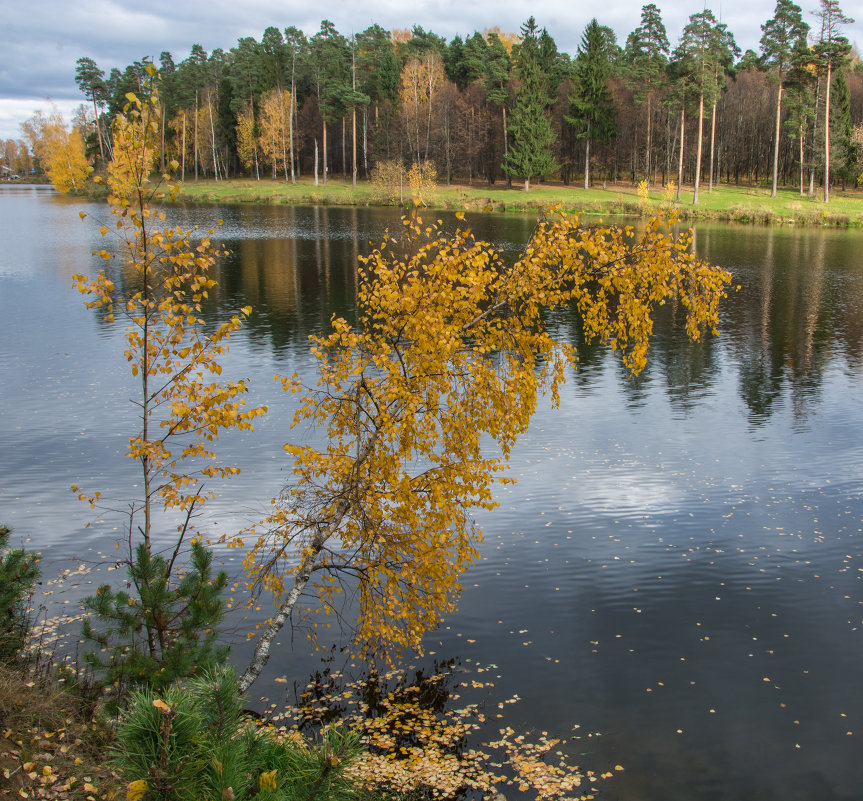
[782,40,817,194]
[74,56,108,165]
[0,525,40,663]
[831,68,858,187]
[568,19,617,190]
[672,9,737,204]
[760,0,809,196]
[483,32,513,184]
[504,17,558,190]
[813,0,854,202]
[624,4,670,182]
[310,21,350,185]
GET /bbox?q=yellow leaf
[127,779,149,801]
[258,770,277,792]
[152,699,171,713]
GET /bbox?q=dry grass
[0,662,121,801]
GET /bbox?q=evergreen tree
[483,31,513,184]
[74,56,108,164]
[310,20,351,185]
[448,32,487,90]
[812,0,854,202]
[568,18,617,189]
[399,25,448,62]
[624,4,669,181]
[672,9,737,204]
[504,17,558,190]
[782,39,817,194]
[83,541,229,704]
[760,0,809,196]
[260,26,287,92]
[0,525,40,663]
[229,37,265,179]
[537,28,569,98]
[157,52,180,170]
[831,68,857,186]
[354,24,397,179]
[284,26,310,183]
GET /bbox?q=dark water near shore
[2,185,863,800]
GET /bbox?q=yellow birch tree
[399,52,445,165]
[73,69,266,690]
[235,100,259,177]
[235,208,731,691]
[24,108,91,193]
[259,88,293,181]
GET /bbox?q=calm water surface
[2,185,863,800]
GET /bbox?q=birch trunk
[708,101,717,192]
[771,82,783,198]
[237,436,378,693]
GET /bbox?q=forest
[4,0,863,201]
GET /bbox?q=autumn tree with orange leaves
[236,207,731,692]
[22,108,91,193]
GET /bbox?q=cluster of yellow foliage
[237,205,731,689]
[282,664,613,801]
[24,108,91,193]
[407,161,438,206]
[73,71,266,546]
[663,180,677,202]
[236,89,294,179]
[483,26,522,53]
[370,160,437,206]
[369,158,406,205]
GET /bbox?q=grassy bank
[0,662,121,801]
[176,176,863,226]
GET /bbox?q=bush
[369,159,406,205]
[82,540,228,705]
[112,666,363,801]
[0,524,40,663]
[407,162,437,207]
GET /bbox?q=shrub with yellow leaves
[369,158,406,205]
[663,180,676,203]
[407,161,438,206]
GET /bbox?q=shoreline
[173,178,863,228]
[10,175,862,227]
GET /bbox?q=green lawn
[176,176,863,227]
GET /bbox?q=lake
[2,184,863,800]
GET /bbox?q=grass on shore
[175,175,863,227]
[0,662,122,801]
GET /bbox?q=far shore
[9,173,862,227]
[173,176,863,227]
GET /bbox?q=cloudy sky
[1,0,860,141]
